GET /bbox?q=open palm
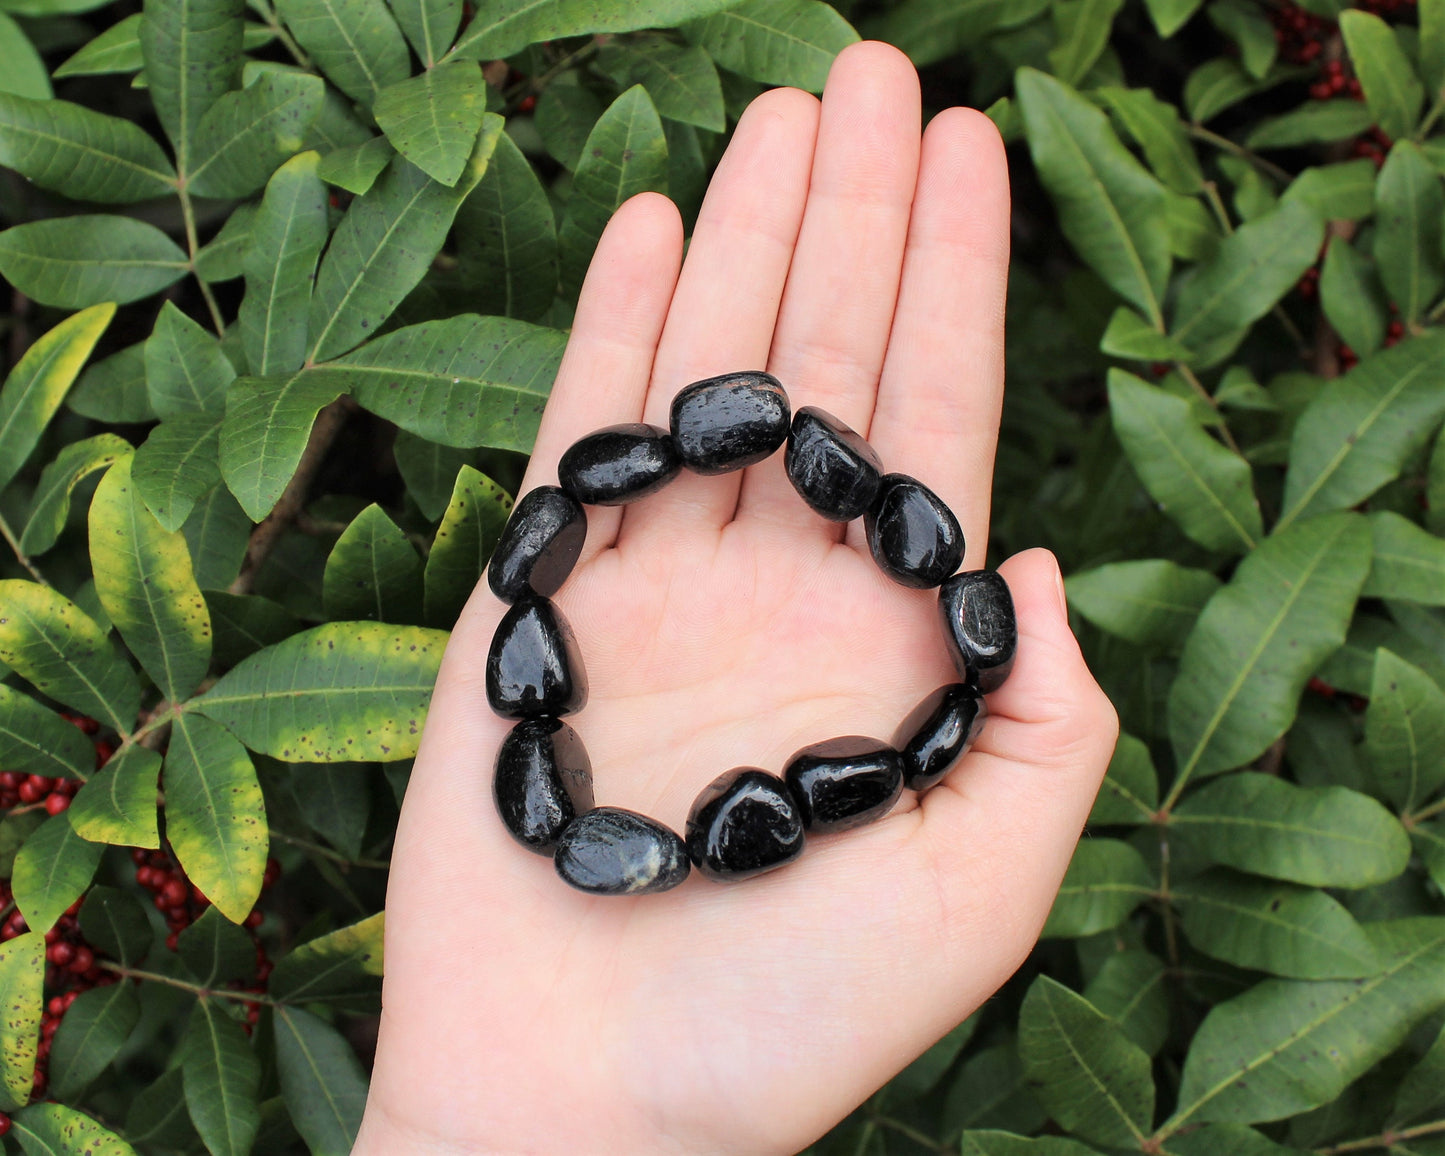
[356,42,1117,1156]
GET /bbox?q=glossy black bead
[554,807,691,895]
[686,767,805,882]
[782,736,903,834]
[669,371,790,475]
[558,423,682,506]
[938,570,1017,693]
[487,486,586,603]
[892,684,987,792]
[784,407,884,522]
[493,718,594,853]
[864,474,965,589]
[485,596,588,718]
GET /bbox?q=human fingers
[517,191,683,562]
[621,85,819,544]
[734,41,921,537]
[859,107,1009,568]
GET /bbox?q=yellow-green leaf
[12,1103,137,1155]
[373,61,488,186]
[12,813,103,934]
[68,745,161,849]
[424,465,512,627]
[219,372,343,522]
[0,932,43,1112]
[0,684,94,782]
[19,433,132,556]
[270,911,382,1010]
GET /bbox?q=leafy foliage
[3,0,1445,1153]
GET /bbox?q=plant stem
[250,0,311,68]
[1188,125,1293,184]
[1417,86,1445,141]
[873,1115,949,1153]
[99,962,279,1006]
[177,185,226,338]
[0,509,50,585]
[509,40,600,100]
[1202,181,1234,236]
[270,829,390,871]
[1316,1118,1445,1153]
[1172,362,1244,456]
[1408,796,1445,824]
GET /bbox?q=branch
[0,509,50,586]
[1316,1119,1445,1154]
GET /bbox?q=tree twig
[1315,1118,1445,1154]
[0,510,50,586]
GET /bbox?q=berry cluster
[0,712,113,817]
[1270,4,1329,65]
[1351,126,1394,167]
[1309,59,1363,101]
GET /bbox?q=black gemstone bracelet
[483,372,1017,897]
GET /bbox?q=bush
[1,0,1444,1151]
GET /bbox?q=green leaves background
[3,0,1445,1153]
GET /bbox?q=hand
[354,41,1118,1156]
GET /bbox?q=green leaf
[557,85,668,299]
[1341,9,1424,143]
[0,685,94,782]
[238,151,327,377]
[684,0,857,92]
[188,69,325,198]
[423,465,512,627]
[0,933,42,1112]
[1142,0,1203,36]
[67,343,154,424]
[1185,58,1265,123]
[448,131,553,298]
[125,1070,201,1152]
[1167,1126,1309,1156]
[1208,0,1276,78]
[1374,142,1445,329]
[1247,100,1376,150]
[373,62,488,186]
[1098,304,1189,360]
[0,93,175,202]
[219,372,342,522]
[181,998,261,1156]
[1097,85,1202,195]
[1320,234,1388,357]
[1174,869,1380,979]
[195,204,257,282]
[270,911,383,1010]
[1065,559,1218,650]
[315,134,393,194]
[447,0,740,63]
[180,906,257,985]
[12,1103,137,1156]
[1430,424,1445,538]
[0,216,187,308]
[389,0,458,66]
[131,413,224,530]
[309,122,501,361]
[943,1045,1045,1138]
[194,621,446,761]
[89,456,212,701]
[1173,772,1410,887]
[273,0,407,104]
[1280,330,1445,528]
[1048,0,1124,87]
[141,0,244,166]
[1089,732,1157,825]
[183,485,251,590]
[53,11,146,76]
[165,713,267,922]
[890,1017,978,1105]
[959,1135,1100,1156]
[48,982,141,1098]
[20,434,129,558]
[146,301,235,420]
[597,37,725,133]
[534,82,603,171]
[1016,68,1170,329]
[0,303,114,495]
[273,1006,368,1155]
[1168,918,1445,1128]
[291,762,369,858]
[67,745,161,848]
[322,503,424,623]
[1283,159,1378,222]
[1018,976,1154,1147]
[1108,369,1262,554]
[317,313,566,453]
[78,886,152,966]
[0,582,141,733]
[1364,511,1445,605]
[1082,950,1169,1055]
[1168,513,1372,788]
[205,591,302,666]
[870,0,1049,69]
[1365,647,1445,812]
[1424,0,1445,100]
[1170,198,1325,358]
[391,431,480,520]
[1394,1020,1445,1125]
[1040,838,1154,938]
[12,813,103,934]
[0,14,49,100]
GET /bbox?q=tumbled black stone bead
[485,596,588,718]
[782,736,903,834]
[493,718,594,853]
[686,767,805,882]
[558,423,682,506]
[939,570,1018,693]
[487,486,587,603]
[669,371,790,475]
[554,807,691,895]
[864,474,964,589]
[784,406,884,522]
[892,684,987,792]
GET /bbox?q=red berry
[165,931,179,951]
[41,1018,58,1039]
[244,910,264,929]
[17,778,46,804]
[63,897,81,917]
[131,848,148,866]
[166,905,189,925]
[46,942,74,967]
[0,773,21,792]
[519,94,537,113]
[43,794,69,816]
[0,1112,13,1136]
[31,1068,45,1095]
[61,990,77,1009]
[68,946,94,974]
[93,740,115,767]
[257,959,273,981]
[46,997,63,1017]
[161,878,188,907]
[135,866,156,889]
[148,851,168,869]
[262,859,282,890]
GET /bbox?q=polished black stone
[669,372,790,475]
[864,474,965,589]
[892,684,987,792]
[487,486,587,603]
[939,570,1017,693]
[782,736,903,834]
[494,718,594,853]
[558,423,682,506]
[554,807,691,895]
[485,596,588,718]
[686,767,805,882]
[784,406,884,522]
